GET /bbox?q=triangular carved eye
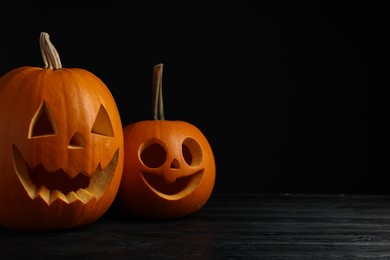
[91,105,114,137]
[29,101,58,138]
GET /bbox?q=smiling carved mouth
[12,145,118,205]
[140,170,204,200]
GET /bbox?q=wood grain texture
[2,194,390,259]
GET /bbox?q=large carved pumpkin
[0,32,124,231]
[117,64,216,219]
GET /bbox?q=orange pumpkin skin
[117,120,216,219]
[0,67,124,231]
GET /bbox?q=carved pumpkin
[0,32,124,231]
[117,64,216,219]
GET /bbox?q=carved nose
[162,158,180,184]
[170,158,180,169]
[68,132,85,149]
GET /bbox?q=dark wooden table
[2,194,390,259]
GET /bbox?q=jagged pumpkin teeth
[76,189,94,203]
[13,144,118,204]
[0,32,124,231]
[87,151,119,198]
[34,186,50,203]
[12,145,34,198]
[50,190,68,204]
[66,191,81,204]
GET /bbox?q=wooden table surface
[2,193,390,259]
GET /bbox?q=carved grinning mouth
[12,145,118,205]
[140,170,204,200]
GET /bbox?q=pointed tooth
[66,191,80,203]
[87,167,106,198]
[86,167,101,195]
[50,190,68,204]
[35,186,50,205]
[13,145,37,199]
[87,150,118,199]
[76,188,94,203]
[25,182,37,199]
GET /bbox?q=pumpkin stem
[40,32,63,70]
[152,63,165,120]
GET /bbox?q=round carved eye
[140,141,166,168]
[182,138,202,167]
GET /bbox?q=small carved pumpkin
[0,32,124,231]
[117,64,216,219]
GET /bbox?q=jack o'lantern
[117,64,216,219]
[0,32,124,231]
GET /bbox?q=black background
[1,1,371,194]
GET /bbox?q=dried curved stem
[40,32,62,70]
[152,63,165,120]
